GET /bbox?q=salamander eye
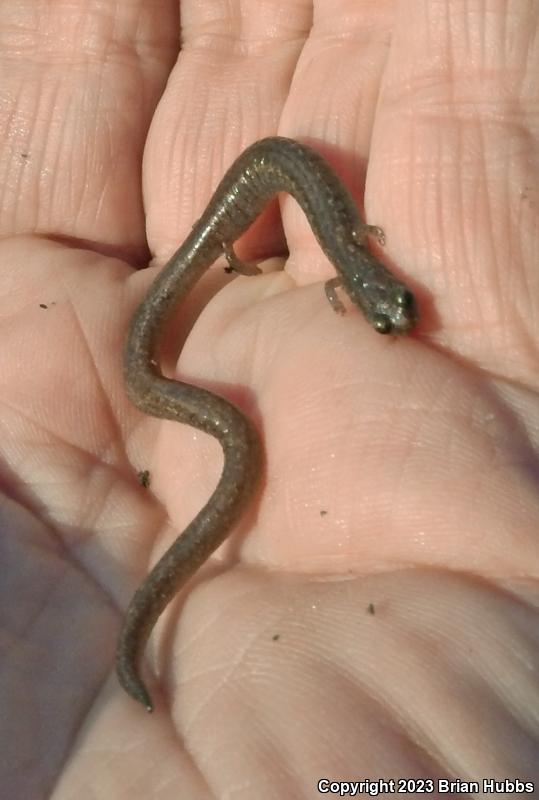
[395,287,416,310]
[372,315,393,334]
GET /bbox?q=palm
[1,3,538,797]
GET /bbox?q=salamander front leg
[325,277,346,315]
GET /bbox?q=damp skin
[116,137,418,711]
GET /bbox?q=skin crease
[0,1,539,798]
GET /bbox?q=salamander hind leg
[223,243,262,275]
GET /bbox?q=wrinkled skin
[1,1,538,798]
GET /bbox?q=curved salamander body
[117,137,418,711]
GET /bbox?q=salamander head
[366,285,418,335]
[337,244,419,335]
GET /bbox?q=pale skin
[1,1,538,797]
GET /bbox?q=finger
[279,0,399,287]
[143,1,311,263]
[370,0,539,383]
[0,2,178,256]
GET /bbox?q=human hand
[1,2,538,797]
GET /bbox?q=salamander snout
[368,286,418,335]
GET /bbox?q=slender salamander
[117,136,418,711]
